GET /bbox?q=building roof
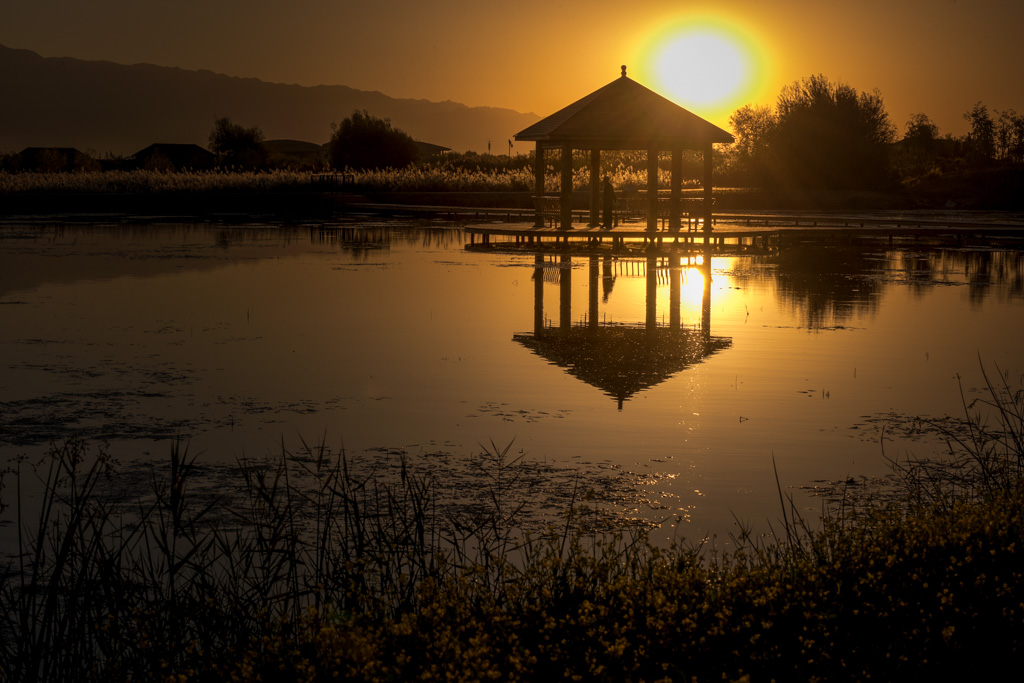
[19,146,87,156]
[129,143,215,170]
[414,141,452,156]
[131,143,214,159]
[262,139,324,154]
[515,67,734,150]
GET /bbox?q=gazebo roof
[513,327,732,409]
[515,67,734,150]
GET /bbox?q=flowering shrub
[228,486,1024,681]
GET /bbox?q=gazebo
[511,250,731,409]
[514,66,734,232]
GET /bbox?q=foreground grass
[229,489,1024,681]
[2,370,1023,681]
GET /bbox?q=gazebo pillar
[533,143,545,228]
[588,149,601,227]
[560,143,573,230]
[670,148,682,230]
[646,148,658,233]
[703,141,713,238]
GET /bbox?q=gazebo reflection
[514,252,731,409]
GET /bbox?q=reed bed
[2,369,1023,681]
[0,169,315,194]
[0,164,710,196]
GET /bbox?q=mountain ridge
[0,44,540,156]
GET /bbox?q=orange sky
[2,0,1022,138]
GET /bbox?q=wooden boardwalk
[458,211,1024,254]
[342,201,1024,252]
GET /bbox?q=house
[14,147,96,172]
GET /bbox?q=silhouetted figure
[602,175,616,228]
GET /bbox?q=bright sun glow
[638,17,767,123]
[680,267,706,308]
[657,32,746,106]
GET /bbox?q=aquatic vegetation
[888,362,1024,507]
[1,371,1023,680]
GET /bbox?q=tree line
[728,73,1024,193]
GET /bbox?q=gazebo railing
[619,196,712,230]
[533,195,590,227]
[532,193,713,230]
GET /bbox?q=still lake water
[2,220,1023,545]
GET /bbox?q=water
[2,221,1023,545]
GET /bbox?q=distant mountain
[0,45,540,156]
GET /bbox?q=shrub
[209,117,267,169]
[328,110,419,171]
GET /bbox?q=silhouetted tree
[995,109,1024,163]
[963,103,996,164]
[208,117,266,169]
[728,75,895,190]
[904,113,940,146]
[898,113,942,177]
[328,110,418,171]
[728,103,777,183]
[766,74,895,189]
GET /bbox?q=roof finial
[621,64,627,78]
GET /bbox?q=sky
[2,0,1022,138]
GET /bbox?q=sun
[657,32,747,107]
[638,17,767,122]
